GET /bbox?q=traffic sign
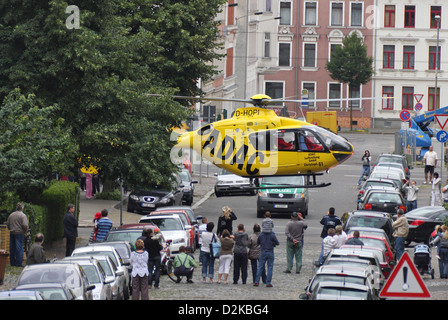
[414,94,424,103]
[437,130,448,143]
[379,252,431,299]
[435,114,448,130]
[415,103,423,111]
[400,110,411,121]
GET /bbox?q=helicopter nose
[332,140,354,164]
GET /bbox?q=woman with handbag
[217,229,234,284]
[200,222,219,283]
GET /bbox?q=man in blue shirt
[253,227,279,288]
[95,209,113,242]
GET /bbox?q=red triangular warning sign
[435,115,448,130]
[379,252,431,298]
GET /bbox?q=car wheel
[127,206,134,213]
[215,190,222,197]
[257,210,264,218]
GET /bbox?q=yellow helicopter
[151,93,356,188]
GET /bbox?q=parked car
[374,162,409,179]
[214,169,256,197]
[127,174,184,213]
[345,234,395,264]
[60,257,113,300]
[13,283,77,300]
[71,245,130,300]
[81,254,125,300]
[343,211,394,243]
[368,171,406,193]
[149,210,197,252]
[90,241,133,274]
[139,214,190,256]
[0,290,44,300]
[358,178,402,198]
[299,265,377,300]
[375,153,412,179]
[106,223,161,247]
[179,169,198,205]
[16,262,94,300]
[339,245,393,279]
[256,175,309,217]
[370,166,407,183]
[357,187,406,214]
[405,206,448,244]
[308,281,378,300]
[346,226,394,249]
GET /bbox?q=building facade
[204,1,447,130]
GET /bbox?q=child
[262,211,274,233]
[89,212,102,243]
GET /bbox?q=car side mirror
[87,284,96,291]
[115,270,124,277]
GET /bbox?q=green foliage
[0,0,226,191]
[0,89,78,197]
[326,33,374,87]
[38,181,79,242]
[23,203,48,242]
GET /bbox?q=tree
[0,0,226,190]
[326,33,374,131]
[0,89,77,199]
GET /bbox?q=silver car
[214,169,256,197]
[71,245,130,300]
[16,262,94,300]
[60,257,113,300]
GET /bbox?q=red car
[347,235,395,264]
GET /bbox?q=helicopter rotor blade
[147,94,253,104]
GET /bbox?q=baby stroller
[413,244,435,279]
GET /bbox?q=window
[330,43,342,61]
[404,5,415,28]
[384,5,395,28]
[265,82,284,104]
[403,46,415,69]
[383,45,395,69]
[351,3,363,27]
[402,87,414,110]
[226,47,234,77]
[266,0,271,12]
[329,83,341,108]
[429,46,441,70]
[331,3,343,26]
[279,43,291,66]
[305,2,317,26]
[429,87,440,111]
[280,2,291,25]
[302,82,315,108]
[264,33,271,58]
[382,86,394,110]
[349,85,361,109]
[430,6,441,28]
[304,43,316,67]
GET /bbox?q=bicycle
[149,241,177,282]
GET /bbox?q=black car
[357,187,406,214]
[127,174,184,213]
[343,210,394,243]
[406,206,448,244]
[179,169,198,205]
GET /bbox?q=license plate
[274,204,288,209]
[142,203,155,208]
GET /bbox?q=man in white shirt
[424,146,437,184]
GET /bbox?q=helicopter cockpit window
[199,124,213,136]
[297,130,324,151]
[276,130,296,151]
[303,126,352,153]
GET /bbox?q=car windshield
[325,260,370,268]
[144,218,182,231]
[347,216,389,230]
[317,287,368,299]
[261,176,304,186]
[364,181,394,189]
[73,251,119,266]
[310,275,366,292]
[358,238,387,251]
[378,157,403,164]
[18,265,81,288]
[106,231,141,244]
[32,288,68,300]
[367,193,401,203]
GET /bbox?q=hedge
[38,181,80,242]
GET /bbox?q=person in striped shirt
[95,209,113,242]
